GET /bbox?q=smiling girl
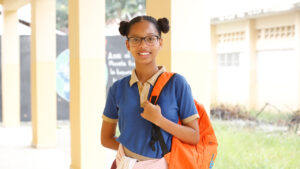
[101,15,199,169]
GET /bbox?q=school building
[0,0,299,169]
[211,3,300,112]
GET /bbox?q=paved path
[0,121,115,169]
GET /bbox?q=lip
[138,51,151,58]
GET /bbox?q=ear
[126,40,130,51]
[159,38,163,49]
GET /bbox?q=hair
[119,15,170,37]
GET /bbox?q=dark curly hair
[119,15,170,37]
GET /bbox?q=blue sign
[56,49,70,102]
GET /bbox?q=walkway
[0,121,115,169]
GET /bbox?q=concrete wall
[213,11,300,112]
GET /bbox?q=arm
[101,120,119,150]
[141,101,200,145]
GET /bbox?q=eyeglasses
[127,35,160,46]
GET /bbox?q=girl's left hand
[141,101,163,125]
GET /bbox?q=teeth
[139,52,150,55]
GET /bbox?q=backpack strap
[149,72,175,156]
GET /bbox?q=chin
[137,59,153,65]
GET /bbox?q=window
[218,53,240,67]
[259,25,295,40]
[217,31,245,43]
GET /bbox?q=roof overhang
[211,2,300,24]
[2,0,30,11]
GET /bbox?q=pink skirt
[113,144,168,169]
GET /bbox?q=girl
[101,15,199,169]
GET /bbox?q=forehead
[128,20,159,36]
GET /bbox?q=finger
[143,101,151,109]
[141,101,148,108]
[116,153,121,161]
[147,100,154,106]
[116,150,122,161]
[144,100,150,106]
[140,112,145,118]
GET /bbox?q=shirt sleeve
[102,85,119,123]
[175,74,199,124]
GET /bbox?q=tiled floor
[0,121,115,169]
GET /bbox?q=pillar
[211,25,218,106]
[246,20,257,110]
[295,12,300,111]
[31,0,57,147]
[69,0,106,168]
[146,0,172,71]
[147,0,211,112]
[1,9,20,127]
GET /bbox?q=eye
[132,37,140,43]
[146,36,157,42]
[130,37,141,43]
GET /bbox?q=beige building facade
[211,8,300,112]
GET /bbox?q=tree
[55,0,146,33]
[56,0,68,33]
[106,0,145,25]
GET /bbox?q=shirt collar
[129,66,166,87]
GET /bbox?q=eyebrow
[128,33,158,37]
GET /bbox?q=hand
[141,101,163,125]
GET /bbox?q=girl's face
[126,20,163,66]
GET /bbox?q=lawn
[212,119,300,169]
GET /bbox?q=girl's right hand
[141,101,163,126]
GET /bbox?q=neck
[135,63,159,84]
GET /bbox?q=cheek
[128,48,136,55]
[152,46,160,54]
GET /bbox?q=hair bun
[119,21,130,36]
[157,18,170,34]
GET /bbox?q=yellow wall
[147,0,212,111]
[146,0,172,72]
[170,0,212,110]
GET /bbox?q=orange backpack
[149,72,218,169]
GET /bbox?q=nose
[139,38,148,47]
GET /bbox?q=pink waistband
[116,144,168,169]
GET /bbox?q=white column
[31,0,57,147]
[211,25,218,107]
[69,0,107,168]
[1,9,20,127]
[295,12,300,111]
[246,20,257,110]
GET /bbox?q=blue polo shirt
[102,73,198,158]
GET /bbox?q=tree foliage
[55,0,146,33]
[106,0,145,24]
[56,0,68,33]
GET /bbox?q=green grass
[212,120,300,169]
